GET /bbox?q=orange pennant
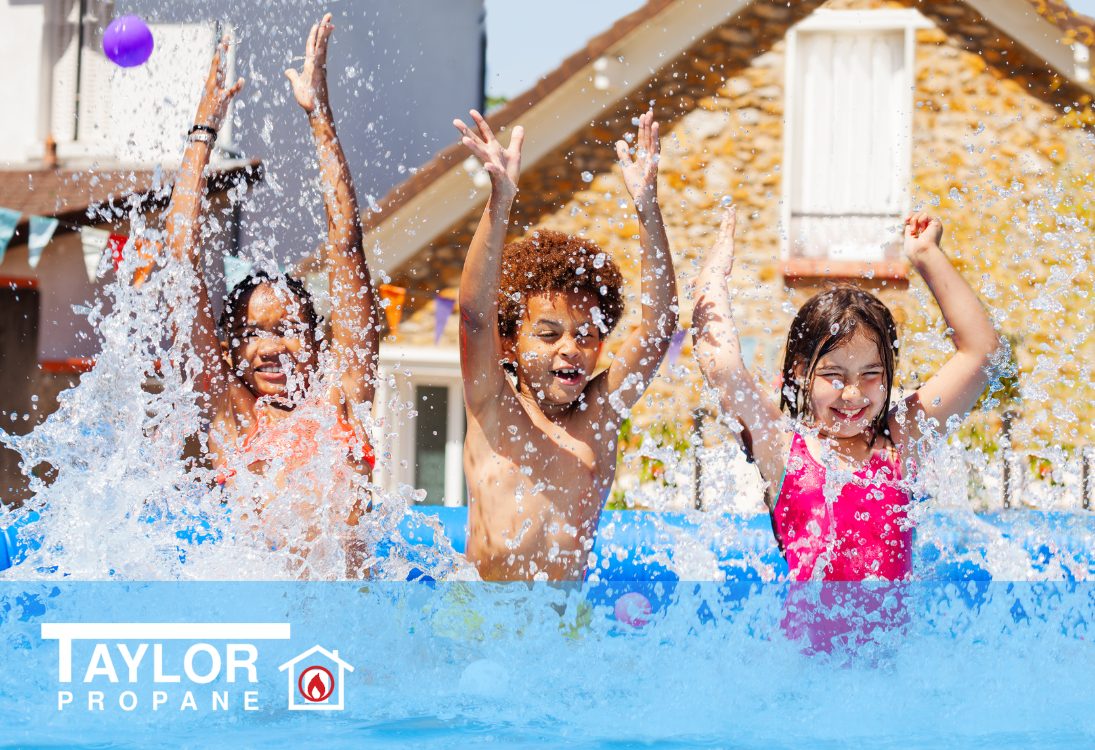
[378,283,406,334]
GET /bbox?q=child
[165,20,377,566]
[453,110,678,581]
[693,207,999,581]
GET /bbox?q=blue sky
[485,0,1095,101]
[484,0,644,99]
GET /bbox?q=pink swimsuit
[772,433,913,581]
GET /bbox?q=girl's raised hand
[904,211,944,261]
[701,205,737,277]
[194,34,244,132]
[453,111,524,202]
[286,14,334,115]
[617,110,660,212]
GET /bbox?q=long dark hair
[779,285,898,442]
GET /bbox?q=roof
[0,158,264,243]
[1028,0,1095,45]
[362,0,1095,273]
[278,644,355,671]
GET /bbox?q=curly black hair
[218,270,320,340]
[497,229,624,339]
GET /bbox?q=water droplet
[830,323,840,335]
[581,171,594,183]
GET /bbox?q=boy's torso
[463,377,618,581]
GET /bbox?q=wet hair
[217,270,320,341]
[497,229,624,339]
[779,284,898,442]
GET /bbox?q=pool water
[1,580,1091,749]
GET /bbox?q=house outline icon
[278,645,355,711]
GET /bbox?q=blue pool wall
[4,505,1095,581]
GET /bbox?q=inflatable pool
[7,505,1095,582]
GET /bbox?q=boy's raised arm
[692,206,785,486]
[287,14,377,416]
[601,111,678,409]
[165,35,243,421]
[893,212,1001,444]
[453,111,524,411]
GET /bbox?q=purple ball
[614,592,652,627]
[103,15,154,68]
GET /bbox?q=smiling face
[799,332,889,440]
[226,283,317,402]
[505,291,602,414]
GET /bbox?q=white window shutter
[47,0,82,143]
[108,24,221,163]
[789,28,907,261]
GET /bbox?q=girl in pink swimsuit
[692,206,1001,582]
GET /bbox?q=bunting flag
[80,227,110,282]
[107,233,158,285]
[27,216,59,269]
[0,208,19,263]
[434,294,456,345]
[108,234,128,271]
[303,271,332,324]
[665,328,688,367]
[378,283,406,335]
[223,255,253,292]
[132,240,158,285]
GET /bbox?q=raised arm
[891,211,1000,447]
[692,206,786,490]
[599,111,678,409]
[165,35,243,422]
[453,110,524,412]
[286,15,377,419]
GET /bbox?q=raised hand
[286,14,334,116]
[904,210,944,261]
[453,110,524,202]
[193,34,244,132]
[617,110,660,213]
[701,205,737,278]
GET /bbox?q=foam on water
[2,581,1094,748]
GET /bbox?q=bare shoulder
[466,374,522,436]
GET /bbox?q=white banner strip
[41,623,290,640]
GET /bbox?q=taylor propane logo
[279,645,354,711]
[41,622,290,712]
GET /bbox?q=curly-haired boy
[452,110,678,581]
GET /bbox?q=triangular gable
[278,644,355,672]
[364,0,1094,277]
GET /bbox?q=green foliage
[607,417,692,510]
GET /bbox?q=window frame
[373,345,466,507]
[780,9,932,267]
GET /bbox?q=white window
[373,346,466,506]
[782,10,930,262]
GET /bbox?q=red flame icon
[298,665,334,702]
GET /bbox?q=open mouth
[254,363,287,382]
[552,367,583,386]
[832,406,868,422]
